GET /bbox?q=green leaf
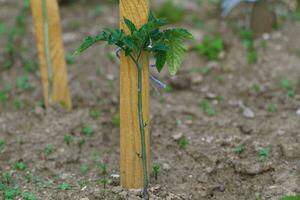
[124,17,137,34]
[163,28,193,75]
[155,52,167,72]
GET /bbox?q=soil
[0,0,300,200]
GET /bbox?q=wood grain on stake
[31,0,72,109]
[120,0,150,188]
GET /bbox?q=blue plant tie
[115,48,167,89]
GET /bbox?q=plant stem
[136,61,149,200]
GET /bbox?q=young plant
[0,138,5,152]
[80,164,89,175]
[153,163,160,181]
[99,163,108,175]
[257,148,270,162]
[100,177,108,189]
[201,99,217,117]
[178,136,189,148]
[82,126,94,136]
[44,144,54,155]
[75,13,192,199]
[195,35,224,60]
[14,162,27,171]
[58,182,71,191]
[64,134,73,145]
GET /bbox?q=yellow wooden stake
[120,0,150,188]
[31,0,72,109]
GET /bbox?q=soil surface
[0,0,300,200]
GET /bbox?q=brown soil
[0,0,299,200]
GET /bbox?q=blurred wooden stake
[120,0,150,188]
[31,0,72,109]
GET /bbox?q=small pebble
[163,163,171,170]
[243,108,255,119]
[296,108,300,117]
[172,133,183,141]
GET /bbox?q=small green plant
[21,192,37,200]
[0,89,9,104]
[14,162,27,171]
[99,163,108,175]
[80,164,89,174]
[178,136,189,148]
[257,148,270,162]
[90,108,101,119]
[296,48,300,57]
[63,134,73,145]
[156,1,185,23]
[233,145,244,154]
[99,177,108,189]
[280,79,296,97]
[113,113,120,127]
[195,35,224,60]
[267,104,277,113]
[82,126,94,136]
[281,196,300,200]
[2,171,12,184]
[16,75,32,90]
[201,100,216,117]
[0,138,5,152]
[240,29,258,64]
[252,83,263,93]
[75,13,192,199]
[44,144,54,155]
[153,163,160,181]
[58,182,71,191]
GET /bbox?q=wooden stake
[31,0,72,109]
[120,0,150,188]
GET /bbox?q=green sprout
[21,192,37,200]
[99,163,108,175]
[201,100,217,117]
[14,162,27,171]
[58,182,71,191]
[82,126,94,136]
[44,144,54,155]
[2,171,12,184]
[196,35,224,60]
[233,145,244,154]
[80,164,89,175]
[153,163,160,181]
[99,177,108,189]
[178,136,189,148]
[0,138,5,152]
[75,13,192,199]
[281,196,300,200]
[64,134,73,145]
[257,148,270,162]
[113,113,120,127]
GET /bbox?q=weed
[16,75,32,90]
[80,164,89,174]
[164,85,173,93]
[233,145,244,154]
[14,162,27,171]
[281,196,300,200]
[82,126,94,136]
[90,108,101,119]
[296,48,300,57]
[64,134,73,145]
[21,192,37,200]
[113,114,120,127]
[267,104,277,113]
[44,144,54,155]
[201,100,216,117]
[99,163,108,175]
[99,177,108,189]
[257,148,270,162]
[247,51,258,64]
[14,99,25,110]
[2,171,12,184]
[178,136,189,148]
[156,1,185,23]
[0,89,9,104]
[240,29,258,64]
[196,36,224,60]
[58,182,71,191]
[153,163,160,181]
[0,138,5,152]
[252,83,263,93]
